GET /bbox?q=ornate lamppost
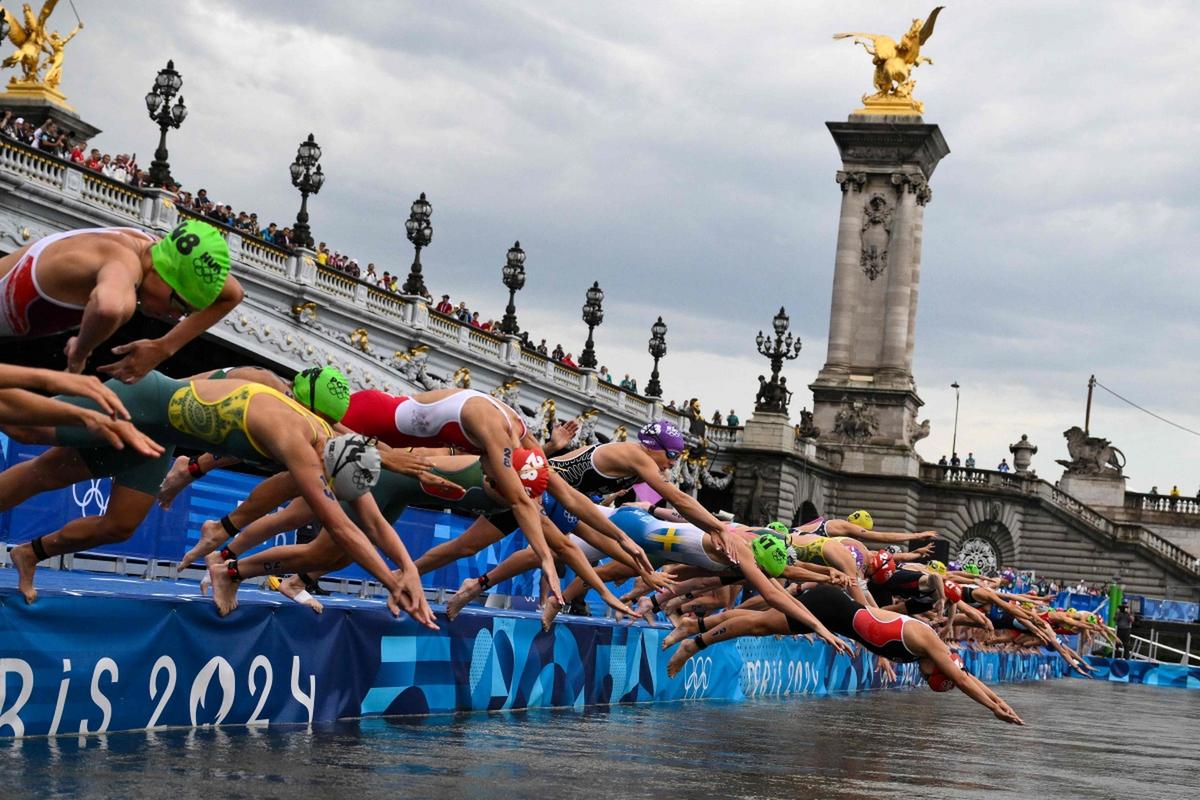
[579,281,604,370]
[289,133,325,249]
[754,306,802,413]
[645,316,667,398]
[402,192,433,296]
[144,60,188,188]
[499,241,526,335]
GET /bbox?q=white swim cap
[323,434,381,500]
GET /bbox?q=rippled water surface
[2,680,1196,800]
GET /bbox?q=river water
[2,680,1195,800]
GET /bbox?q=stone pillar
[809,116,948,475]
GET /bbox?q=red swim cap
[927,652,964,693]
[944,580,963,604]
[868,550,896,584]
[513,448,550,498]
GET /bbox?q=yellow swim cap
[847,509,873,530]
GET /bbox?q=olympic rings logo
[72,479,109,517]
[682,655,712,699]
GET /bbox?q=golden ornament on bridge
[834,6,943,116]
[1,0,83,107]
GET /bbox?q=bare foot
[157,456,192,510]
[11,543,39,604]
[278,574,324,614]
[208,561,240,617]
[666,637,699,678]
[541,595,563,631]
[179,518,229,570]
[661,617,698,651]
[198,550,224,596]
[445,577,482,621]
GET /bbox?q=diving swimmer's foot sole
[541,596,563,632]
[279,574,324,614]
[661,618,697,651]
[208,562,240,617]
[445,577,482,621]
[666,638,699,678]
[179,518,230,571]
[11,543,39,604]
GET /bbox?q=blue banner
[1079,657,1200,689]
[0,570,1068,738]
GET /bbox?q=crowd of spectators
[3,114,741,413]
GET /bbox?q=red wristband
[187,456,204,478]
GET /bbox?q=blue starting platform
[0,569,1068,738]
[1078,656,1200,689]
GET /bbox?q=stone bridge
[2,135,1196,602]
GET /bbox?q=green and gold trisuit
[52,371,329,494]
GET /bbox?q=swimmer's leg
[667,608,788,676]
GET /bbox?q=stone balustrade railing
[0,136,699,444]
[1126,492,1200,517]
[919,463,1199,577]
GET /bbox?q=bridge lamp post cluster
[754,306,802,413]
[402,193,433,296]
[499,241,526,335]
[289,133,325,249]
[645,316,668,398]
[579,281,604,370]
[144,60,188,188]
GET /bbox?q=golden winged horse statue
[834,6,944,115]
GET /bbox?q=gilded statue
[41,18,81,89]
[1,1,68,86]
[834,6,943,115]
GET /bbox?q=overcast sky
[53,1,1200,491]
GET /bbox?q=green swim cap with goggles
[293,366,351,423]
[766,521,789,535]
[150,220,231,311]
[751,531,790,578]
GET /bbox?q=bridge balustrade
[1126,491,1200,516]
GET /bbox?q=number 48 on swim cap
[151,219,231,310]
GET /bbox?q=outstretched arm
[825,519,938,543]
[100,276,245,382]
[69,260,139,373]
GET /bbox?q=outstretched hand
[547,419,580,453]
[82,413,164,457]
[38,370,130,419]
[711,526,740,564]
[98,339,171,384]
[823,632,854,658]
[381,446,467,498]
[391,568,439,630]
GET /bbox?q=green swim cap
[766,521,789,535]
[150,220,231,310]
[293,366,351,423]
[964,564,981,576]
[751,532,788,578]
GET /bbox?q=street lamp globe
[297,133,321,165]
[586,281,604,308]
[170,96,188,125]
[772,306,789,336]
[651,316,667,341]
[411,193,432,219]
[507,240,526,267]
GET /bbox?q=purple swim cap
[638,420,685,453]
